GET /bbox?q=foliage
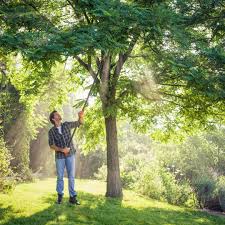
[153,130,225,181]
[0,136,14,192]
[153,129,225,210]
[77,101,106,153]
[0,52,78,181]
[120,153,143,188]
[76,149,106,179]
[94,164,107,181]
[160,170,193,206]
[192,176,216,209]
[0,0,224,138]
[135,162,165,200]
[216,176,225,211]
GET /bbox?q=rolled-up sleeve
[65,121,80,129]
[48,130,55,146]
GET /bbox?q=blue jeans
[55,154,77,197]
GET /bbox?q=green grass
[0,178,224,225]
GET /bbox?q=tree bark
[105,115,123,197]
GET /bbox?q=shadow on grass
[0,204,14,222]
[1,192,225,225]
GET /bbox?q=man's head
[49,110,62,126]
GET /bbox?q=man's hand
[78,110,84,118]
[62,147,70,156]
[78,110,84,124]
[50,145,70,156]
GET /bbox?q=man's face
[52,112,62,125]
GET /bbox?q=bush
[216,176,225,212]
[134,163,164,200]
[192,176,216,208]
[94,163,140,189]
[120,153,143,188]
[121,170,134,188]
[160,170,193,206]
[94,164,107,181]
[0,137,14,192]
[15,164,33,182]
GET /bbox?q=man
[48,110,84,205]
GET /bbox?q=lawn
[0,178,224,225]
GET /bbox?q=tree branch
[159,91,186,99]
[66,0,76,12]
[0,62,7,93]
[123,35,139,62]
[111,35,139,98]
[115,90,129,106]
[22,0,54,27]
[74,55,96,79]
[88,55,91,67]
[159,83,187,87]
[114,35,139,78]
[83,10,91,24]
[161,99,186,108]
[66,0,91,24]
[96,57,101,68]
[99,54,110,105]
[129,54,150,58]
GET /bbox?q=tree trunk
[93,53,123,197]
[105,115,123,197]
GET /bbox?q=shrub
[94,164,107,181]
[160,170,193,206]
[192,176,216,208]
[121,170,136,188]
[0,137,14,192]
[15,164,33,182]
[134,163,164,200]
[216,176,225,212]
[120,153,144,188]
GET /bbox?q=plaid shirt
[48,121,80,159]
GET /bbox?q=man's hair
[49,110,57,125]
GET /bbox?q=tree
[0,0,224,197]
